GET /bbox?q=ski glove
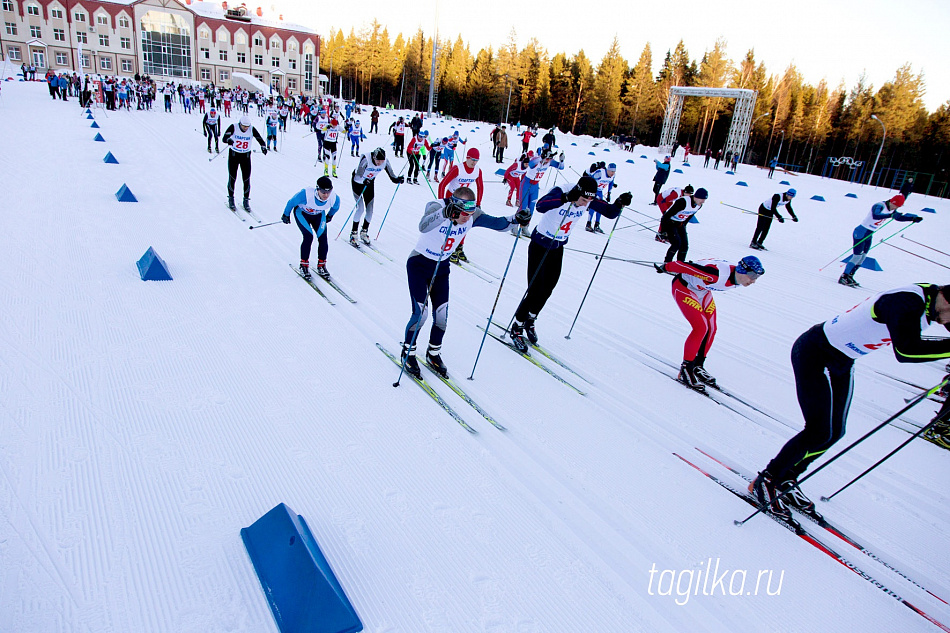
[394,176,405,184]
[615,192,633,208]
[565,187,582,203]
[912,216,923,223]
[792,216,799,222]
[281,214,291,224]
[654,262,667,274]
[776,216,785,223]
[514,209,532,226]
[261,147,268,155]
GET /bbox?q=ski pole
[468,226,525,380]
[209,148,227,162]
[335,184,368,240]
[882,242,950,271]
[501,212,569,333]
[565,212,624,340]
[818,219,894,271]
[735,377,948,526]
[720,201,772,218]
[820,395,950,503]
[374,162,410,240]
[393,228,454,387]
[248,220,284,230]
[902,234,950,259]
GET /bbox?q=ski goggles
[449,195,477,217]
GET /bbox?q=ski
[227,202,247,222]
[693,446,950,607]
[477,325,586,396]
[361,241,394,262]
[315,274,357,304]
[674,452,950,632]
[490,321,591,384]
[347,240,385,265]
[289,264,335,305]
[420,360,507,431]
[243,207,263,223]
[451,259,495,283]
[460,259,501,280]
[376,343,477,434]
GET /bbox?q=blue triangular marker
[845,193,858,198]
[811,195,825,201]
[588,151,595,155]
[116,184,137,202]
[90,121,100,128]
[571,143,577,146]
[94,133,105,142]
[735,181,748,186]
[103,152,119,164]
[137,247,173,280]
[689,215,699,224]
[86,113,94,120]
[683,162,690,167]
[780,180,791,185]
[640,155,648,159]
[625,159,635,164]
[673,169,684,174]
[494,168,505,176]
[921,207,936,213]
[725,170,735,175]
[841,255,881,271]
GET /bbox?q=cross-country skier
[281,176,340,281]
[654,256,764,391]
[750,188,798,250]
[202,106,221,153]
[503,152,530,207]
[222,115,267,211]
[406,131,431,185]
[322,117,344,178]
[265,104,280,151]
[389,116,406,158]
[400,188,530,378]
[438,147,484,264]
[657,186,708,262]
[585,162,616,234]
[507,176,632,351]
[838,194,922,287]
[440,131,466,178]
[426,137,447,181]
[751,283,950,521]
[349,147,404,245]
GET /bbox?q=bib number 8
[443,238,456,252]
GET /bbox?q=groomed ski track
[2,81,950,632]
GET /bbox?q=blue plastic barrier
[115,184,137,202]
[136,247,173,280]
[103,152,119,164]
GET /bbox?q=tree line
[321,24,950,196]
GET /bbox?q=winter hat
[316,176,333,191]
[466,148,480,160]
[889,194,905,208]
[736,255,765,278]
[786,188,797,197]
[693,187,708,200]
[607,163,617,171]
[239,115,251,128]
[577,175,598,198]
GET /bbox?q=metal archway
[658,87,757,159]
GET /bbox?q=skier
[202,105,221,153]
[650,156,671,203]
[405,131,431,185]
[654,256,765,392]
[585,162,616,234]
[282,176,340,281]
[322,117,344,178]
[426,137,447,181]
[503,152,530,207]
[751,283,950,521]
[348,118,363,156]
[521,127,535,153]
[438,148,484,264]
[441,131,466,178]
[389,116,406,158]
[400,188,530,378]
[265,105,280,151]
[222,115,267,211]
[750,188,798,250]
[349,147,405,245]
[507,176,632,351]
[518,148,557,221]
[657,186,708,262]
[838,194,922,287]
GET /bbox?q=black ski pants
[227,150,252,200]
[515,239,564,323]
[751,205,774,244]
[664,221,689,262]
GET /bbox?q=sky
[270,0,950,112]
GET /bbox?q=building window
[97,14,108,26]
[219,70,229,82]
[254,54,262,65]
[76,31,87,43]
[304,53,313,92]
[55,52,68,65]
[199,28,209,39]
[54,28,66,41]
[288,42,297,52]
[26,4,38,15]
[100,57,111,70]
[253,36,263,47]
[140,10,192,78]
[236,52,246,64]
[2,0,14,11]
[236,33,246,45]
[218,31,229,44]
[200,47,209,59]
[75,11,85,22]
[289,58,296,70]
[270,38,279,49]
[120,37,131,50]
[29,25,40,38]
[4,22,15,36]
[254,74,263,82]
[8,45,21,61]
[121,58,132,72]
[99,34,109,47]
[51,8,63,19]
[271,56,279,68]
[288,77,296,90]
[118,16,129,28]
[219,50,227,61]
[80,53,89,68]
[200,67,210,80]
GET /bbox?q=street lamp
[867,114,886,187]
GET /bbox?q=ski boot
[506,199,514,207]
[227,196,236,211]
[360,228,371,245]
[242,198,251,211]
[208,146,212,154]
[332,165,338,178]
[691,364,717,388]
[316,260,331,280]
[749,241,761,250]
[425,345,448,378]
[324,164,329,176]
[349,231,360,247]
[455,246,468,263]
[593,223,604,234]
[400,343,422,379]
[524,315,539,345]
[749,471,793,521]
[677,361,706,393]
[838,273,859,288]
[586,221,595,233]
[655,232,669,243]
[779,478,821,518]
[509,321,529,353]
[299,260,311,280]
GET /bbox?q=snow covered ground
[2,81,949,633]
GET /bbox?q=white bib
[414,217,471,261]
[535,201,586,242]
[230,127,254,153]
[824,285,928,359]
